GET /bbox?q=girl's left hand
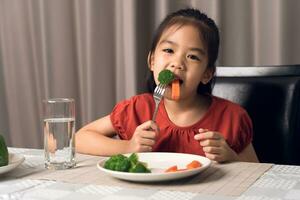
[194,128,238,162]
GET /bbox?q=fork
[152,83,167,122]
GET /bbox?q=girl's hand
[194,128,239,162]
[128,120,158,153]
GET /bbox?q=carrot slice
[165,165,178,173]
[177,168,188,172]
[171,79,180,100]
[165,160,202,173]
[186,160,202,169]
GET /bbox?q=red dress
[110,93,252,155]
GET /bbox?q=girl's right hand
[128,120,158,152]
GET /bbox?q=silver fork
[152,83,167,122]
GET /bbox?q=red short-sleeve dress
[110,93,253,155]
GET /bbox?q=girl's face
[149,24,213,100]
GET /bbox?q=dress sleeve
[110,94,153,141]
[110,99,131,140]
[232,110,253,153]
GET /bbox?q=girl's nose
[172,65,184,72]
[171,57,184,70]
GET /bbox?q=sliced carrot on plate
[165,160,202,173]
[186,160,202,169]
[171,79,180,100]
[165,165,178,173]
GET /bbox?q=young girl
[76,8,259,163]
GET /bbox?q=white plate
[0,153,25,175]
[97,152,211,182]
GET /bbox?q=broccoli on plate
[104,153,151,173]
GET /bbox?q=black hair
[146,8,219,94]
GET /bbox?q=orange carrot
[186,160,202,169]
[165,165,178,173]
[165,160,202,173]
[171,79,180,100]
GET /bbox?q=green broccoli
[158,69,175,85]
[128,153,138,164]
[104,153,151,173]
[0,135,8,167]
[129,162,151,173]
[104,154,130,172]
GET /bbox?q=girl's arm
[75,115,131,156]
[75,115,158,156]
[237,143,259,162]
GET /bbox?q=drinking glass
[43,98,76,169]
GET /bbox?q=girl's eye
[188,54,200,61]
[162,48,174,54]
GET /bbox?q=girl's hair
[146,8,220,94]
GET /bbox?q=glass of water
[43,98,76,170]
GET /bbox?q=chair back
[212,65,300,165]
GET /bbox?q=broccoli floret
[104,153,151,173]
[0,135,9,167]
[128,153,138,164]
[128,153,151,173]
[158,69,175,85]
[104,154,130,172]
[129,162,151,173]
[115,159,130,172]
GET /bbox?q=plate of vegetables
[0,135,25,175]
[0,153,25,174]
[97,152,211,182]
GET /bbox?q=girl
[76,8,259,163]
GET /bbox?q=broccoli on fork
[158,69,175,85]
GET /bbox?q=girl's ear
[147,52,154,71]
[201,67,214,84]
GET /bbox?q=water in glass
[44,118,75,169]
[43,98,76,170]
